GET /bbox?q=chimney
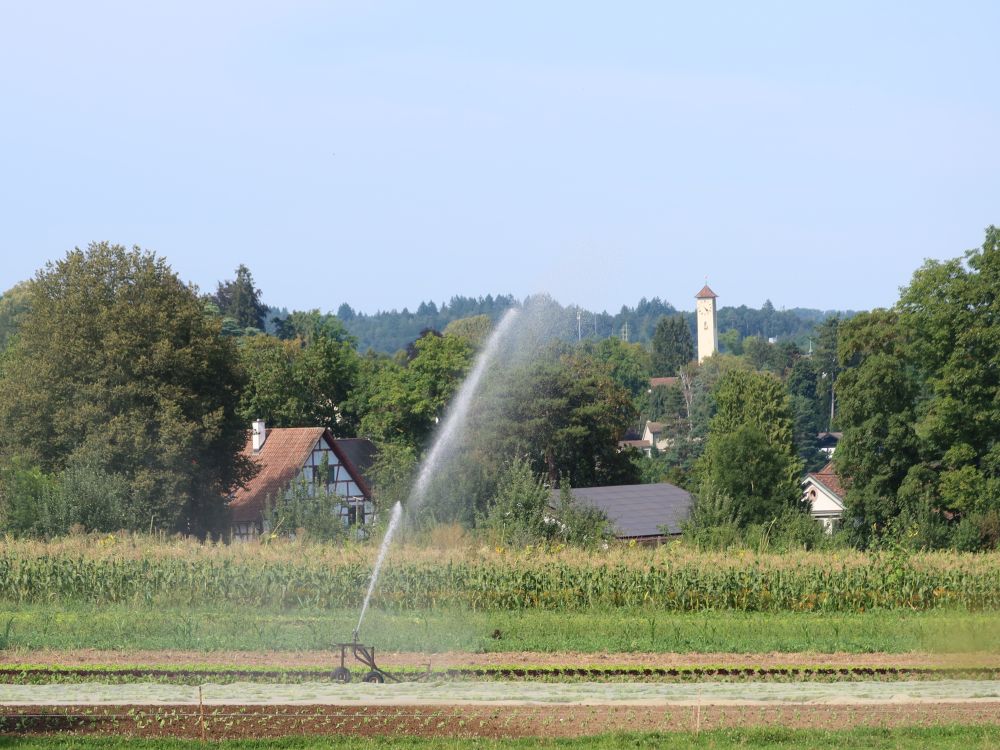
[252,419,266,452]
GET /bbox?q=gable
[801,475,845,513]
[229,427,372,525]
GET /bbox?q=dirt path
[3,678,1000,705]
[4,648,999,670]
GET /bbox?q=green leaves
[650,315,694,377]
[0,243,249,535]
[695,369,802,528]
[835,227,1000,549]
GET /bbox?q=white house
[642,421,672,452]
[801,461,846,533]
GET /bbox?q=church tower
[695,284,718,363]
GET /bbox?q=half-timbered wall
[296,437,373,525]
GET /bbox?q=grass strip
[3,605,999,654]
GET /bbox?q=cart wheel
[362,671,385,684]
[332,667,351,683]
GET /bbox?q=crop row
[2,552,999,611]
[3,665,999,684]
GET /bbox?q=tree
[697,424,800,526]
[650,315,694,376]
[443,314,493,348]
[485,348,639,489]
[0,243,252,535]
[835,227,1000,548]
[213,264,268,331]
[236,330,360,435]
[358,332,474,448]
[695,369,802,527]
[0,281,32,354]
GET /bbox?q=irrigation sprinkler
[331,631,390,684]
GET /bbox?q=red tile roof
[230,427,326,524]
[649,377,679,389]
[807,461,845,499]
[695,285,718,299]
[229,427,374,526]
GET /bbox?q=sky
[1,1,997,315]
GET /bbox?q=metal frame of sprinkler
[331,628,392,684]
[332,628,434,684]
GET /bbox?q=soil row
[2,702,999,738]
[8,649,1000,670]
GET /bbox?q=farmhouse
[549,483,692,543]
[229,420,376,541]
[800,461,846,533]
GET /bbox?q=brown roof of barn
[229,427,372,525]
[807,461,845,499]
[645,421,665,434]
[695,285,718,299]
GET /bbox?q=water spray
[336,308,522,683]
[355,500,403,640]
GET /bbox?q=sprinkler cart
[331,630,416,683]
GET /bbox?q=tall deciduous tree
[358,331,474,448]
[0,243,252,535]
[695,369,802,526]
[836,227,1000,548]
[650,315,694,377]
[486,348,639,488]
[236,329,360,435]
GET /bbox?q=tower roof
[695,284,718,299]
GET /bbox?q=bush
[481,456,551,547]
[552,483,614,548]
[0,458,136,537]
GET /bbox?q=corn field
[1,535,999,612]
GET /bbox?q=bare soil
[2,702,999,739]
[4,648,999,670]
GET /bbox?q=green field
[1,604,998,655]
[3,539,1000,613]
[3,539,999,656]
[3,726,1000,749]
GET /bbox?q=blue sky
[1,2,997,314]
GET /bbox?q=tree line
[1,229,997,551]
[266,293,850,355]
